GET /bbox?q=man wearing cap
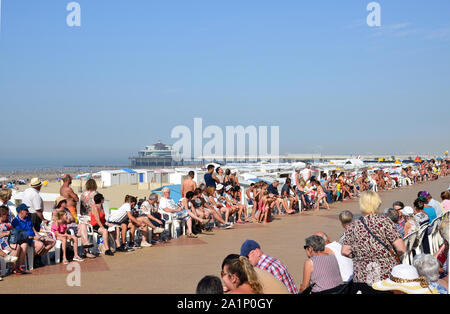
[11,204,56,268]
[422,191,444,218]
[21,178,47,232]
[60,174,80,223]
[240,240,298,294]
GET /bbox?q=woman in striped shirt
[299,235,343,294]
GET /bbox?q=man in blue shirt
[204,165,219,188]
[12,204,55,268]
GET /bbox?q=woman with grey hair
[139,193,166,244]
[299,235,343,294]
[413,254,448,294]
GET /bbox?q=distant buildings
[129,141,179,167]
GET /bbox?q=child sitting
[52,211,84,264]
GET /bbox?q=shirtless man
[60,174,80,222]
[181,171,197,197]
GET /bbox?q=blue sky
[1,0,449,167]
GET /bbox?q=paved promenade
[2,176,449,293]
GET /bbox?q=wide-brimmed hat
[372,265,437,294]
[54,196,67,207]
[225,185,232,192]
[216,184,224,190]
[30,178,42,187]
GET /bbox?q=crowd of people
[1,161,449,294]
[197,188,449,294]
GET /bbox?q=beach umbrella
[378,158,384,162]
[436,157,443,161]
[395,160,402,164]
[414,156,422,163]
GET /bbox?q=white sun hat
[372,264,437,294]
[216,184,224,190]
[401,206,414,216]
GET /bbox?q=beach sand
[2,176,449,293]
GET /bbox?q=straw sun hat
[30,178,42,187]
[54,196,67,207]
[372,265,437,294]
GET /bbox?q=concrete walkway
[2,176,449,293]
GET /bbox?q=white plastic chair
[412,224,429,256]
[24,244,34,271]
[0,256,6,277]
[171,217,186,238]
[428,216,442,255]
[402,230,418,265]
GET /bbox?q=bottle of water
[97,236,104,254]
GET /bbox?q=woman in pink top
[52,211,84,264]
[441,191,450,212]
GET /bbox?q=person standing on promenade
[204,165,219,189]
[21,178,47,232]
[60,174,79,223]
[181,171,197,198]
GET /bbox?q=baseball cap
[240,240,260,257]
[16,203,30,213]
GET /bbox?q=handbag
[359,217,401,264]
[8,228,29,244]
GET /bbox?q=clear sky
[1,0,449,167]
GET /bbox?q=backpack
[8,228,29,244]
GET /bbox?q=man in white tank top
[315,231,353,282]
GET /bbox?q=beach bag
[8,228,29,244]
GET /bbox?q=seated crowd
[1,160,449,289]
[196,187,450,294]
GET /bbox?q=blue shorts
[173,210,190,221]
